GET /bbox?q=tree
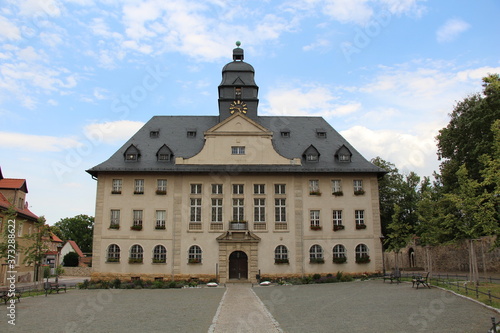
[436,74,500,192]
[62,252,80,267]
[23,216,51,283]
[54,215,94,253]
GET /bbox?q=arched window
[274,245,289,264]
[309,244,324,263]
[188,245,202,263]
[355,244,370,263]
[153,245,167,263]
[107,244,120,262]
[129,244,143,263]
[333,244,347,264]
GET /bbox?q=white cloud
[341,125,439,176]
[322,0,373,25]
[436,18,470,43]
[263,84,361,117]
[16,0,61,17]
[0,132,82,152]
[303,38,331,51]
[83,120,145,144]
[0,15,21,41]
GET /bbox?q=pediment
[206,113,272,136]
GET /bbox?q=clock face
[229,100,248,114]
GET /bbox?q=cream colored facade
[91,114,383,283]
[89,45,384,283]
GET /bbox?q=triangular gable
[206,112,272,136]
[232,77,245,85]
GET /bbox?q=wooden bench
[0,289,21,304]
[44,283,67,296]
[383,269,401,284]
[412,272,431,289]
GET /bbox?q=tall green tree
[23,216,51,282]
[54,214,94,253]
[436,74,500,192]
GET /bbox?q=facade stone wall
[63,266,92,277]
[384,236,500,274]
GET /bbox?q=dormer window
[316,129,327,138]
[335,145,352,163]
[280,131,290,138]
[235,87,242,100]
[150,130,159,138]
[303,145,320,163]
[156,144,173,162]
[124,144,140,162]
[187,130,197,138]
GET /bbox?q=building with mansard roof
[87,43,385,283]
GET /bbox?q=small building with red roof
[0,167,45,285]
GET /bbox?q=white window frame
[134,179,144,194]
[275,198,286,222]
[156,210,166,228]
[190,198,202,222]
[110,210,120,226]
[309,180,319,193]
[274,184,286,195]
[112,179,122,193]
[191,184,202,194]
[333,244,346,258]
[153,245,167,263]
[254,184,265,194]
[355,210,365,225]
[231,146,245,155]
[331,180,342,193]
[233,184,244,195]
[333,210,342,225]
[133,210,143,226]
[212,184,223,194]
[211,198,223,223]
[157,179,167,192]
[274,245,288,260]
[232,198,244,221]
[254,198,266,222]
[130,244,143,260]
[310,210,320,227]
[309,244,323,259]
[353,180,363,192]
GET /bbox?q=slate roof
[87,115,385,176]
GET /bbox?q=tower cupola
[218,42,259,121]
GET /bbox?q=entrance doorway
[229,251,248,280]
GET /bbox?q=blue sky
[1,0,499,224]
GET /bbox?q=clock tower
[218,42,259,122]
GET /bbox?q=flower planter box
[309,258,325,264]
[356,256,371,264]
[155,226,166,230]
[310,225,322,231]
[309,191,322,196]
[188,258,201,264]
[131,225,143,231]
[274,258,289,264]
[354,190,365,196]
[107,258,120,263]
[333,257,347,264]
[109,224,120,230]
[332,191,343,196]
[152,259,166,264]
[356,224,367,230]
[133,191,144,195]
[333,225,345,231]
[128,258,143,264]
[111,191,122,194]
[155,190,167,195]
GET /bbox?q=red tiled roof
[51,233,63,243]
[0,178,28,191]
[0,192,39,220]
[68,240,85,258]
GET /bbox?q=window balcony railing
[229,221,248,230]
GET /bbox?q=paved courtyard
[1,280,498,332]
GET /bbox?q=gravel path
[2,280,499,333]
[253,280,499,333]
[1,287,225,333]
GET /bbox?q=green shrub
[63,252,80,267]
[112,278,121,289]
[312,274,321,281]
